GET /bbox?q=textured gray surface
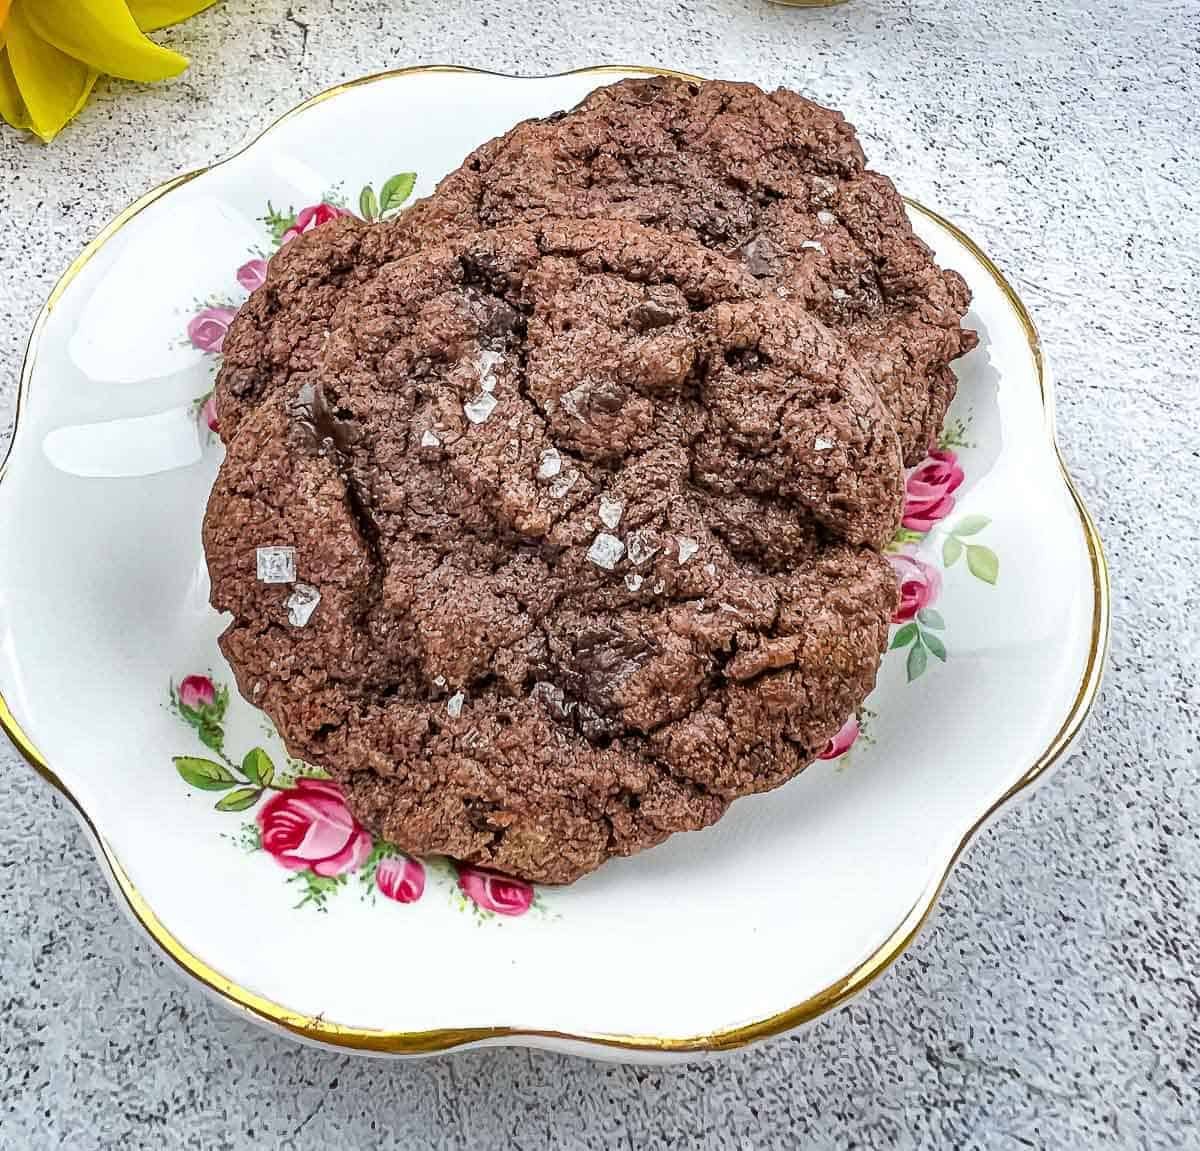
[0,1,1197,1147]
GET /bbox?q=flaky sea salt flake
[256,546,296,584]
[588,532,625,571]
[559,382,589,420]
[625,573,644,592]
[464,391,498,424]
[703,562,716,577]
[476,349,504,388]
[800,240,825,254]
[626,531,659,566]
[549,472,576,499]
[420,429,441,448]
[446,691,465,719]
[434,675,446,687]
[677,537,700,565]
[815,436,834,451]
[598,495,624,530]
[818,210,836,226]
[537,447,562,480]
[286,582,321,627]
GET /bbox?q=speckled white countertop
[1,1,1197,1147]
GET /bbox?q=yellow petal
[0,47,31,131]
[5,6,97,141]
[26,0,188,83]
[0,0,10,50]
[128,0,217,34]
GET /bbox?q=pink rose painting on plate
[257,779,373,878]
[279,202,354,244]
[376,855,426,904]
[885,433,1001,683]
[236,258,269,293]
[457,868,535,918]
[888,553,943,623]
[901,450,965,532]
[187,307,238,355]
[818,716,861,761]
[166,674,541,919]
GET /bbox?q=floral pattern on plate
[185,172,418,432]
[882,423,1002,685]
[819,423,1005,758]
[168,674,540,919]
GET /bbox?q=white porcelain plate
[0,66,1108,1061]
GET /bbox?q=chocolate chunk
[288,382,361,455]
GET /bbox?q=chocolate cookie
[389,75,977,464]
[206,218,901,884]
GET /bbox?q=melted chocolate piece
[287,382,361,455]
[629,300,680,332]
[735,234,785,278]
[565,627,657,712]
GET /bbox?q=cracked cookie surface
[390,75,978,464]
[206,217,900,883]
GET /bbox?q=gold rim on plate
[0,64,1110,1056]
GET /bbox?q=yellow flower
[0,0,217,142]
